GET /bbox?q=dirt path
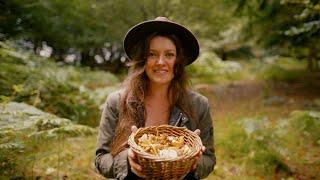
[197,79,320,179]
[195,79,320,121]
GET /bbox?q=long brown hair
[110,32,194,155]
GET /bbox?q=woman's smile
[153,68,169,74]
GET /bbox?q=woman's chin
[150,78,172,85]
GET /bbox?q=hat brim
[123,20,199,66]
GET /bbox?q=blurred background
[0,0,319,179]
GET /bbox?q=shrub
[219,111,320,179]
[256,56,307,82]
[0,102,97,178]
[0,42,119,126]
[186,52,244,83]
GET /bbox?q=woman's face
[145,36,176,86]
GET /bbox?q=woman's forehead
[149,36,176,51]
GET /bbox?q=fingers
[128,149,141,171]
[128,127,146,178]
[194,129,206,155]
[191,156,200,170]
[131,125,138,133]
[131,167,147,178]
[128,156,146,179]
[194,129,201,136]
[201,145,206,152]
[193,129,206,153]
[195,146,206,157]
[196,149,203,157]
[129,159,142,172]
[128,149,146,178]
[128,148,136,159]
[192,146,206,171]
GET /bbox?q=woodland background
[0,0,319,179]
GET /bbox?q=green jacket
[95,90,216,180]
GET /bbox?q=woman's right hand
[128,126,146,178]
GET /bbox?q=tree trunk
[54,48,65,62]
[308,47,316,71]
[81,49,95,68]
[221,51,227,61]
[307,58,313,71]
[33,39,41,55]
[315,59,320,71]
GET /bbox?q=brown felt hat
[123,17,199,66]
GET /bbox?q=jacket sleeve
[194,96,216,179]
[94,92,129,180]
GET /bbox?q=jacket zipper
[174,112,183,126]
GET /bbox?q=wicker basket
[128,125,202,180]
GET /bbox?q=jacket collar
[168,106,190,128]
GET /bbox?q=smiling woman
[145,36,176,86]
[94,17,215,180]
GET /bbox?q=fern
[28,125,96,139]
[0,142,24,151]
[0,129,17,144]
[289,110,320,141]
[35,117,72,131]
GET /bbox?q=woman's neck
[144,82,171,127]
[147,82,170,99]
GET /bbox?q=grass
[8,135,103,179]
[204,77,320,179]
[6,78,317,180]
[0,127,102,179]
[26,136,102,179]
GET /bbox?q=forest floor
[204,76,320,179]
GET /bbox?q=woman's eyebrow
[165,50,176,53]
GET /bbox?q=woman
[95,17,215,180]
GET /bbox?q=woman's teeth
[154,69,168,73]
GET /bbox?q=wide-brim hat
[123,17,199,66]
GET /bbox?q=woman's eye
[166,53,175,58]
[148,53,156,57]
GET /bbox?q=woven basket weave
[128,125,202,180]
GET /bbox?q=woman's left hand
[191,129,206,171]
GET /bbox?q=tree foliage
[0,41,119,126]
[229,0,320,69]
[0,0,234,70]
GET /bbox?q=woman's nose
[155,55,165,65]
